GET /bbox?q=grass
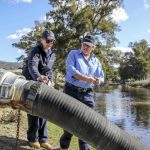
[0,108,95,150]
[130,78,150,88]
[47,122,95,150]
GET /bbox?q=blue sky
[0,0,150,62]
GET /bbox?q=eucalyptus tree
[119,40,150,80]
[13,0,123,79]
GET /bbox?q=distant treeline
[0,60,21,70]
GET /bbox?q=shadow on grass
[0,136,61,150]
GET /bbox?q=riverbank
[106,79,150,89]
[0,108,95,150]
[129,79,150,88]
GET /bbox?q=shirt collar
[44,49,52,57]
[78,49,95,58]
[78,49,82,54]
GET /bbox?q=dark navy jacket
[22,44,55,81]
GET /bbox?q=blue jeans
[27,114,47,143]
[60,85,94,150]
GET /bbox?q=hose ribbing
[22,83,149,150]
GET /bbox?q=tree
[119,40,150,80]
[13,0,123,80]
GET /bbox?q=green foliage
[119,39,150,80]
[13,0,123,81]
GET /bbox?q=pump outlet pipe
[0,70,149,150]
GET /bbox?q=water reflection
[95,86,150,148]
[121,86,150,100]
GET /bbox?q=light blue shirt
[65,49,104,88]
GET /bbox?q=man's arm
[28,51,50,84]
[74,74,96,84]
[28,50,41,80]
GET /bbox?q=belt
[65,82,92,93]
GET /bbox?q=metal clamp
[0,83,12,105]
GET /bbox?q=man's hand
[37,75,53,87]
[86,77,96,84]
[74,74,99,84]
[37,75,49,84]
[47,80,52,87]
[94,77,101,85]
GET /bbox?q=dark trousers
[27,114,47,143]
[60,85,94,150]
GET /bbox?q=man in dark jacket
[22,30,56,149]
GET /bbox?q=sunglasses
[46,39,54,43]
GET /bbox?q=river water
[95,85,150,148]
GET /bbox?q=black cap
[41,30,55,41]
[82,35,95,47]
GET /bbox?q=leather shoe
[29,142,40,149]
[40,142,52,150]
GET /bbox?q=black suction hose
[21,82,149,150]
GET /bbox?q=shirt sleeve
[94,60,104,84]
[66,51,81,77]
[28,50,41,80]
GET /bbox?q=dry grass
[0,108,95,150]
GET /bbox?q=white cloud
[147,29,150,33]
[144,0,150,9]
[7,0,32,3]
[17,49,24,54]
[12,0,32,3]
[39,16,47,21]
[112,47,132,53]
[7,28,32,40]
[111,7,128,23]
[53,0,87,10]
[7,34,19,40]
[39,15,55,24]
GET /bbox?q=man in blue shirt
[22,30,55,149]
[59,35,104,150]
